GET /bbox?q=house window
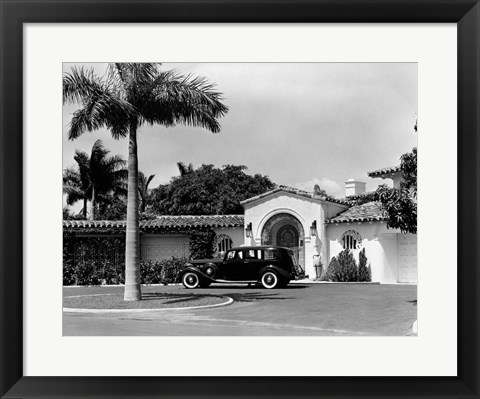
[215,234,233,257]
[341,230,362,250]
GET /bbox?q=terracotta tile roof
[326,202,387,224]
[367,165,401,178]
[63,215,245,232]
[241,185,350,206]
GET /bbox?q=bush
[141,257,188,285]
[160,257,188,284]
[326,249,358,282]
[63,235,125,285]
[189,230,216,259]
[358,248,372,282]
[63,234,76,285]
[140,260,163,284]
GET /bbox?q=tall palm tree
[63,63,228,300]
[138,171,155,212]
[63,140,127,220]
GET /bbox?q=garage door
[141,235,190,261]
[397,233,417,283]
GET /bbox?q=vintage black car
[180,246,305,289]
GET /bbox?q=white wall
[140,234,190,261]
[326,222,408,284]
[140,227,243,261]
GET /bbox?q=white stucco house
[63,165,417,285]
[241,165,416,284]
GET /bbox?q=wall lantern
[245,222,253,238]
[310,220,317,236]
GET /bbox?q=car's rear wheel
[260,271,279,289]
[182,272,200,289]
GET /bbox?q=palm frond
[146,174,155,188]
[64,67,135,140]
[63,185,85,205]
[68,94,133,140]
[142,70,228,133]
[63,67,104,105]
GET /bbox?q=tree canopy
[63,139,127,220]
[348,147,417,234]
[149,164,276,215]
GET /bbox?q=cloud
[294,177,343,197]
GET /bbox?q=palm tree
[63,139,127,220]
[177,162,194,176]
[63,63,228,300]
[138,171,155,212]
[63,165,89,218]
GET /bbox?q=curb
[63,296,234,313]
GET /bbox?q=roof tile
[241,185,350,206]
[326,202,386,224]
[367,165,401,178]
[63,215,244,231]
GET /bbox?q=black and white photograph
[62,62,418,336]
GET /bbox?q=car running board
[213,279,258,284]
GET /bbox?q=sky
[63,62,417,212]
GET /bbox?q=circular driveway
[63,283,417,336]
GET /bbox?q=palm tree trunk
[83,198,87,219]
[124,124,142,300]
[89,186,95,220]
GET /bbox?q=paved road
[63,283,417,336]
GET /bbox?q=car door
[243,249,263,280]
[222,249,245,280]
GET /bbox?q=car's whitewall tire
[261,271,279,289]
[182,272,200,289]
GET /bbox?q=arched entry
[261,213,305,271]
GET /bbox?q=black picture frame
[1,1,479,398]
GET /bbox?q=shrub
[358,248,372,282]
[325,256,340,281]
[189,229,216,259]
[75,260,102,285]
[160,257,188,284]
[63,234,76,285]
[140,257,188,285]
[140,260,163,284]
[326,249,358,282]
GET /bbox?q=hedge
[62,231,212,286]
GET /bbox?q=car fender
[201,262,219,278]
[259,265,290,280]
[180,266,214,282]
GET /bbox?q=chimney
[345,179,366,197]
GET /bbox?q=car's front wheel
[260,271,279,289]
[182,272,200,289]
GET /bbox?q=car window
[235,250,244,260]
[264,249,279,260]
[246,249,261,259]
[226,250,235,260]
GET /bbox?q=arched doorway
[261,213,305,270]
